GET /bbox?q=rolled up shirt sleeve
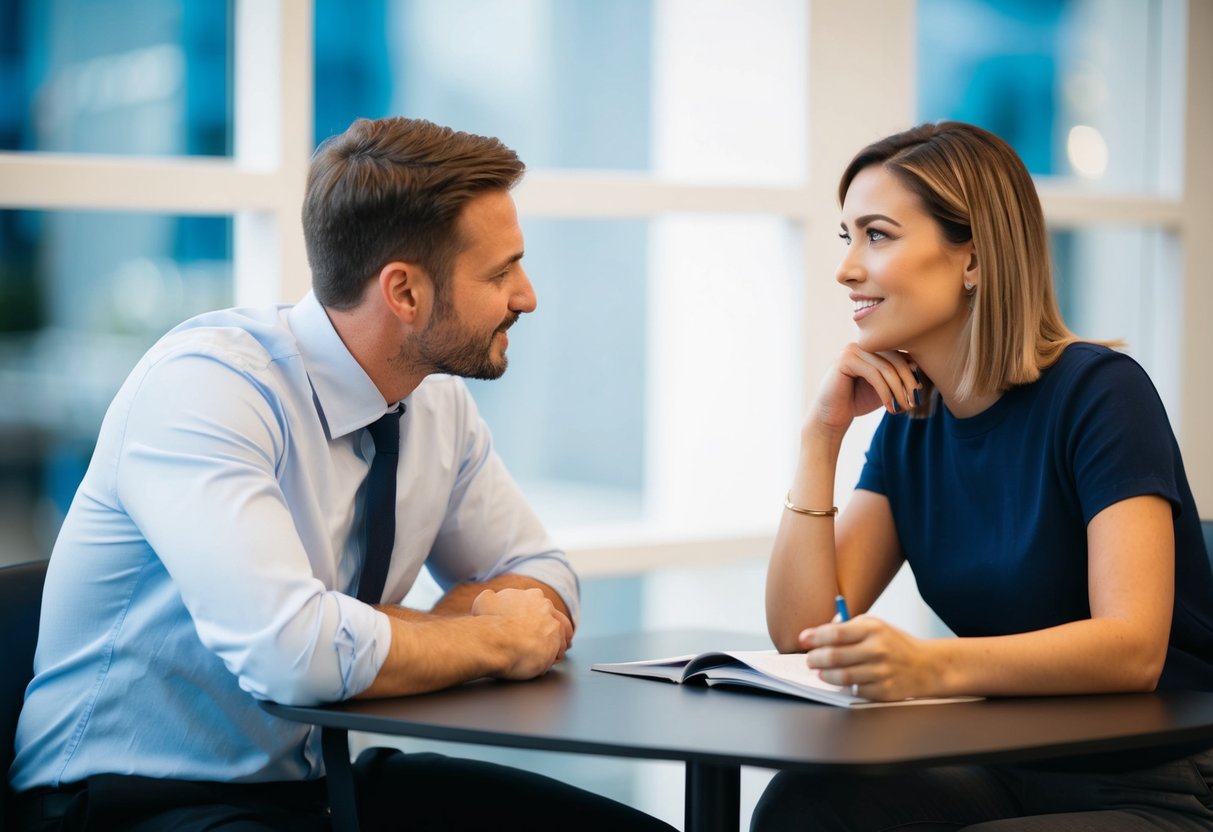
[114,349,390,705]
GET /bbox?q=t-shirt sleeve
[1064,351,1183,523]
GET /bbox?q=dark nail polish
[913,388,921,407]
[892,398,900,413]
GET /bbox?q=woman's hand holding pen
[799,615,945,702]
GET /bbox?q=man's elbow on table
[223,592,389,706]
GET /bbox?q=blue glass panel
[313,0,807,182]
[314,0,653,171]
[0,209,233,563]
[465,217,648,527]
[917,0,1171,189]
[918,0,1064,174]
[0,0,231,155]
[1050,225,1179,417]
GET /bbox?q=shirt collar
[288,291,402,439]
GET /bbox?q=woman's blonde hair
[839,122,1084,411]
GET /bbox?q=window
[918,0,1183,191]
[313,0,810,546]
[1051,226,1181,419]
[0,0,1206,580]
[3,1,1209,825]
[917,0,1192,433]
[1,0,231,156]
[0,208,231,557]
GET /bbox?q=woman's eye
[866,228,888,242]
[838,231,852,245]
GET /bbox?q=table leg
[322,727,360,832]
[685,760,740,832]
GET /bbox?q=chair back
[1204,520,1213,572]
[0,560,48,818]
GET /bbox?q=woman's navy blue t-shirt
[857,343,1213,690]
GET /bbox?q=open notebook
[591,650,980,708]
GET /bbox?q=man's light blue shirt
[10,292,579,790]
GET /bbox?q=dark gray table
[262,629,1213,832]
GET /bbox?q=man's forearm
[372,574,572,628]
[431,574,572,623]
[374,605,437,622]
[355,614,512,698]
[356,582,571,699]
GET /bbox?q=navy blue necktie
[356,406,403,603]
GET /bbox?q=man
[10,117,673,831]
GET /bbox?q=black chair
[1203,519,1213,570]
[0,560,48,826]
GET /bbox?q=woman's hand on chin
[807,344,919,436]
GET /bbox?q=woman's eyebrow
[848,213,902,229]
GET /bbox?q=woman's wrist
[783,493,838,517]
[800,418,847,460]
[921,638,964,698]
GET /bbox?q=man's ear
[376,261,432,325]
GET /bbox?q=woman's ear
[963,246,979,293]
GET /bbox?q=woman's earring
[964,282,976,294]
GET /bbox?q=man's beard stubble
[406,299,518,381]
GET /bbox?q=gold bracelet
[784,493,838,517]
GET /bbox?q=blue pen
[834,594,860,697]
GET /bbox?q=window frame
[0,0,1208,576]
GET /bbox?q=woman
[756,122,1213,831]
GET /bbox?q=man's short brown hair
[303,117,525,309]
